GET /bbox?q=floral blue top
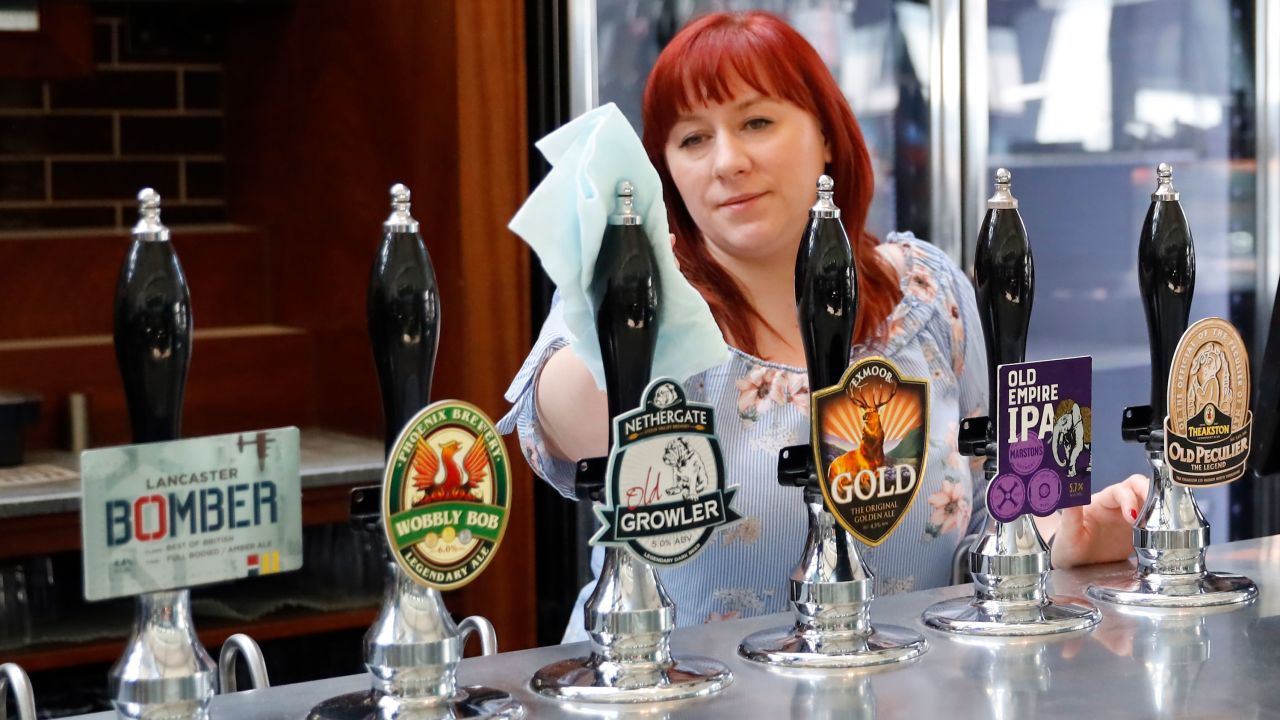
[499,233,989,642]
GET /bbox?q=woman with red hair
[502,11,1145,641]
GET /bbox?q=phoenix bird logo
[410,437,488,505]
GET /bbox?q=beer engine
[106,189,279,716]
[0,663,36,720]
[1087,163,1257,608]
[738,175,927,667]
[921,169,1100,635]
[308,184,521,719]
[531,181,733,702]
[110,188,219,719]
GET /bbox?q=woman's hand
[1050,473,1149,568]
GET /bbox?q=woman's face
[664,78,831,266]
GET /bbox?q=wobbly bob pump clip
[308,184,522,720]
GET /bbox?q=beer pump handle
[114,189,191,445]
[368,183,441,455]
[593,180,660,426]
[795,175,857,392]
[574,180,660,502]
[973,169,1034,424]
[1137,163,1195,425]
[784,175,856,499]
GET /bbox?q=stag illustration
[828,377,898,496]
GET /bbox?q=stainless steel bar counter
[65,535,1280,719]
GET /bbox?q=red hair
[642,11,900,356]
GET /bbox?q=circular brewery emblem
[592,378,742,567]
[988,474,1026,523]
[1164,317,1253,487]
[382,400,511,591]
[1027,469,1062,515]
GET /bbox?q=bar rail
[57,534,1280,719]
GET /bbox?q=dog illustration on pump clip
[662,438,709,501]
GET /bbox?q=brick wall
[0,4,229,231]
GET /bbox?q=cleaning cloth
[508,103,729,391]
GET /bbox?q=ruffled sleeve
[497,293,581,498]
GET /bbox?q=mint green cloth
[509,103,728,390]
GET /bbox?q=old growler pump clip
[530,181,734,703]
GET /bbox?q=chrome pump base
[307,688,524,720]
[1087,446,1257,610]
[531,548,732,704]
[310,563,523,720]
[738,622,926,669]
[739,494,926,669]
[110,590,217,720]
[923,509,1100,637]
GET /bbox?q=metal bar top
[67,535,1280,719]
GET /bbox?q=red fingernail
[1130,509,1138,520]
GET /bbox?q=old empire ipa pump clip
[107,190,273,720]
[531,181,733,704]
[1087,164,1258,608]
[921,169,1101,636]
[738,175,927,668]
[308,185,522,720]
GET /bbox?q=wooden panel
[0,326,315,449]
[224,0,536,649]
[0,2,92,80]
[0,228,272,340]
[445,0,535,652]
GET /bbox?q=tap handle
[1138,163,1195,424]
[974,169,1034,420]
[114,188,191,444]
[592,180,660,439]
[368,183,441,456]
[795,175,857,391]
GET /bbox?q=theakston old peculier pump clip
[920,169,1101,636]
[110,189,271,720]
[530,180,733,703]
[308,184,522,720]
[737,175,927,668]
[1086,164,1257,609]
